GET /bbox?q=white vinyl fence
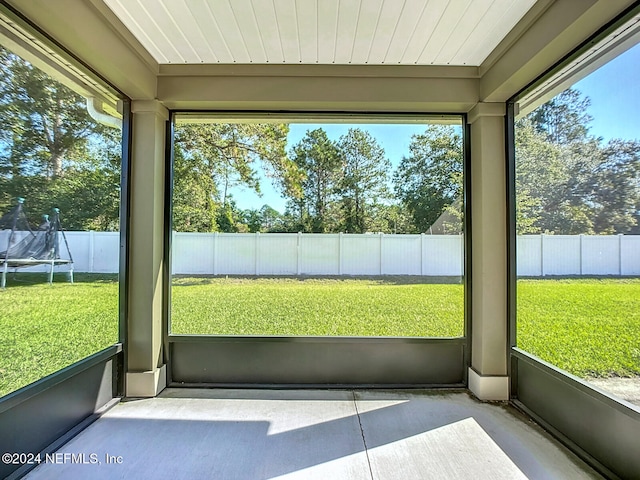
[0,231,119,274]
[171,233,463,276]
[1,231,639,276]
[516,234,640,276]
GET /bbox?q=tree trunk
[51,152,63,178]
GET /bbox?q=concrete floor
[25,389,602,480]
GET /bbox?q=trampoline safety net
[0,199,74,288]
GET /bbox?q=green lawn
[517,278,640,378]
[171,276,464,337]
[1,275,638,397]
[0,274,119,397]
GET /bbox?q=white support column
[126,100,168,397]
[468,102,509,401]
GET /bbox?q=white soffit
[103,0,537,66]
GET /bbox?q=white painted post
[213,232,218,275]
[421,233,425,275]
[579,234,583,276]
[297,232,302,275]
[255,232,260,275]
[540,234,545,277]
[339,232,343,275]
[89,230,95,273]
[460,233,464,277]
[379,232,384,275]
[619,234,623,276]
[171,231,176,275]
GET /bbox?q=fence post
[89,230,95,273]
[460,233,464,277]
[255,232,260,275]
[420,233,425,276]
[297,232,302,275]
[379,233,384,275]
[619,234,623,276]
[540,234,545,277]
[579,234,583,275]
[213,232,218,275]
[339,232,343,275]
[171,231,176,275]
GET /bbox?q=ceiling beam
[158,68,479,113]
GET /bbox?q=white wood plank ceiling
[103,0,537,66]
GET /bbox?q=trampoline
[0,199,74,288]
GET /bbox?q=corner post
[126,100,168,397]
[467,102,509,401]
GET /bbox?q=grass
[517,278,640,378]
[171,276,464,337]
[0,274,119,397]
[1,275,638,397]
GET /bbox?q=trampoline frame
[1,258,74,288]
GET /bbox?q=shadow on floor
[25,389,601,480]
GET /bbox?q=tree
[47,128,121,230]
[172,146,219,232]
[336,129,391,233]
[516,118,615,234]
[240,204,285,232]
[365,203,415,234]
[216,197,245,232]
[0,45,121,229]
[517,88,640,235]
[259,204,285,232]
[289,128,341,232]
[241,208,262,233]
[588,139,640,234]
[173,123,302,232]
[529,88,592,145]
[393,125,463,233]
[0,46,104,181]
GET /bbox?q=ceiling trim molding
[467,103,506,124]
[158,63,480,79]
[131,99,169,121]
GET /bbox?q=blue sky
[573,41,640,142]
[231,41,640,213]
